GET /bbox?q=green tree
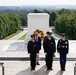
[54,13,76,39]
[0,13,21,39]
[50,12,57,26]
[58,9,71,15]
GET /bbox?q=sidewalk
[0,40,76,75]
[8,30,27,40]
[7,27,61,40]
[0,61,75,75]
[0,40,76,62]
[0,40,76,53]
[49,27,61,39]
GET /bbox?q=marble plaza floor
[0,40,76,57]
[0,61,75,75]
[0,40,76,75]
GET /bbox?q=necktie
[35,37,38,42]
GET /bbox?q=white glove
[37,53,39,55]
[45,53,47,55]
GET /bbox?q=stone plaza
[0,40,76,75]
[0,13,76,75]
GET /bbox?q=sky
[0,0,76,6]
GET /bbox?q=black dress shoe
[31,68,35,70]
[46,68,53,71]
[36,62,40,65]
[61,68,65,71]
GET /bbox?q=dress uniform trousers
[30,54,36,69]
[46,53,53,69]
[60,53,66,70]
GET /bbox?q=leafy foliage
[0,14,21,39]
[54,13,76,39]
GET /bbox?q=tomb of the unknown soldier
[0,13,76,75]
[25,13,49,43]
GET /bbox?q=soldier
[57,33,69,71]
[44,31,50,39]
[43,32,56,70]
[27,35,39,70]
[34,32,41,65]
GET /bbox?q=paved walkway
[0,40,76,57]
[49,27,61,39]
[0,61,75,75]
[0,40,76,75]
[8,30,27,40]
[0,27,75,75]
[7,27,61,40]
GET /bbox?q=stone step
[0,57,76,61]
[0,52,76,61]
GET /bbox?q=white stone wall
[25,13,49,43]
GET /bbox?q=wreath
[33,29,44,40]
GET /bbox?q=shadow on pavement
[16,67,32,75]
[55,70,63,75]
[16,65,50,75]
[33,65,50,75]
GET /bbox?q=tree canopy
[0,14,21,39]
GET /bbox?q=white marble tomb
[25,13,49,43]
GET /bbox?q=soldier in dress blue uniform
[43,32,56,70]
[27,35,39,70]
[57,33,69,71]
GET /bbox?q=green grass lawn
[18,32,56,40]
[52,36,57,40]
[3,30,22,40]
[18,33,27,40]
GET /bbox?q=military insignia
[65,42,67,44]
[66,46,67,48]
